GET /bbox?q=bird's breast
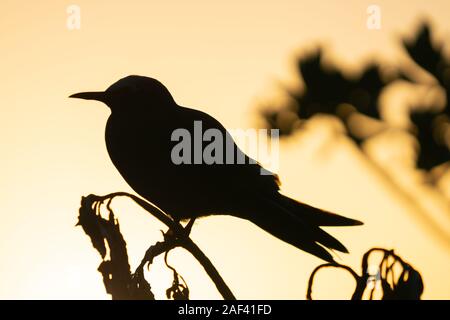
[104,114,212,218]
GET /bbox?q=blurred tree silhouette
[403,24,450,172]
[261,21,450,243]
[263,23,449,162]
[262,49,392,140]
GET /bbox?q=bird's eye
[112,85,136,96]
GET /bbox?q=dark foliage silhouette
[261,22,450,244]
[263,51,392,139]
[403,24,450,173]
[77,195,154,299]
[411,111,449,171]
[78,192,235,300]
[70,75,361,263]
[262,22,449,171]
[307,248,424,300]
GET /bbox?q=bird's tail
[245,193,363,262]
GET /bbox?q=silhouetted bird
[70,75,362,262]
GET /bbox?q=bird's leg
[184,218,196,236]
[164,218,180,239]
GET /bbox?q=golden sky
[1,0,449,299]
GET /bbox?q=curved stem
[306,263,360,300]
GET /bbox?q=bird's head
[69,75,176,112]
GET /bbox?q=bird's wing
[174,106,281,194]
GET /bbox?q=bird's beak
[69,91,107,103]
